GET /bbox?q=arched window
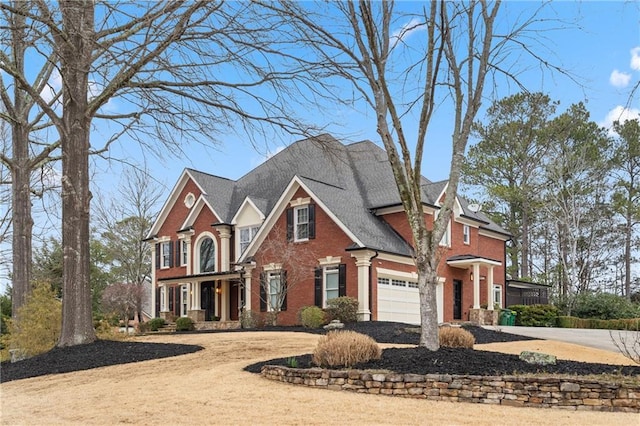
[199,237,216,273]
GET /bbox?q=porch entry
[453,279,462,320]
[201,281,216,321]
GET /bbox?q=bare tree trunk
[9,1,33,317]
[417,256,439,350]
[57,0,96,346]
[521,201,530,278]
[624,213,632,298]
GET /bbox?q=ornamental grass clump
[439,326,475,348]
[312,330,381,368]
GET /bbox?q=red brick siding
[250,187,358,325]
[376,211,506,322]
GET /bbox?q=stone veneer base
[261,366,639,413]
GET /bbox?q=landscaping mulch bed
[243,322,640,377]
[2,322,638,384]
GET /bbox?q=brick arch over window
[194,232,218,273]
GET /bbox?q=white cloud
[600,105,640,133]
[609,69,631,88]
[390,18,426,45]
[631,47,640,71]
[41,70,62,103]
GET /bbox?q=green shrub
[573,292,640,320]
[298,306,326,328]
[508,304,559,327]
[439,326,475,348]
[8,281,62,359]
[147,317,166,331]
[556,315,639,330]
[175,317,194,331]
[325,296,359,323]
[312,330,381,368]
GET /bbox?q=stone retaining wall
[261,366,639,412]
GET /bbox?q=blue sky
[91,1,640,193]
[1,1,640,291]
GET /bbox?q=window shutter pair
[314,264,346,307]
[285,204,316,241]
[259,271,287,312]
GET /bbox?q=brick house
[145,134,509,326]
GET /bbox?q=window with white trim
[493,285,503,308]
[294,206,309,241]
[161,242,171,268]
[439,220,451,247]
[239,226,259,255]
[324,266,340,305]
[463,224,470,245]
[377,277,390,286]
[199,237,215,273]
[180,240,188,266]
[268,271,282,311]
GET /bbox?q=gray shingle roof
[187,134,509,256]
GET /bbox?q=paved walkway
[483,325,639,353]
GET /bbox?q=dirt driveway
[1,331,637,425]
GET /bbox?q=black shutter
[314,268,322,307]
[168,241,174,268]
[155,243,160,269]
[308,204,315,239]
[155,287,161,316]
[338,263,346,297]
[175,240,181,266]
[286,208,293,241]
[281,270,287,311]
[169,286,174,312]
[174,286,180,316]
[259,272,267,312]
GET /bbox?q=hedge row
[557,316,640,331]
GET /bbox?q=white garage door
[377,274,443,324]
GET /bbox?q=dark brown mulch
[2,322,638,384]
[243,323,640,377]
[0,340,203,383]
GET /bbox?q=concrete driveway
[483,325,639,353]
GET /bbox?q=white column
[184,234,193,275]
[150,242,157,318]
[161,285,169,313]
[473,263,481,309]
[244,265,255,312]
[221,280,230,320]
[215,225,232,272]
[350,250,376,321]
[487,266,495,311]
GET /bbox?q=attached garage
[376,269,443,324]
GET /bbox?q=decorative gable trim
[238,176,364,262]
[230,197,266,225]
[147,169,208,239]
[180,195,223,230]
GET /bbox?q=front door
[453,279,462,320]
[201,282,215,321]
